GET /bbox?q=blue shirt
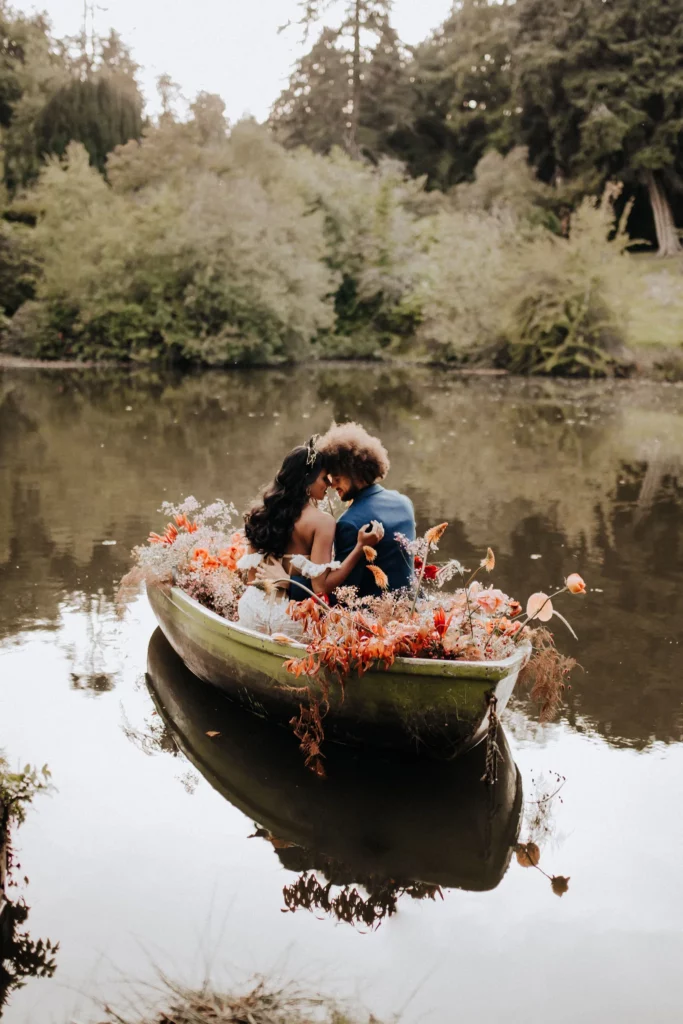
[334,483,416,598]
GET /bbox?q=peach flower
[566,573,586,594]
[425,522,448,547]
[476,588,507,614]
[526,592,553,622]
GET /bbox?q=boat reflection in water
[146,629,524,927]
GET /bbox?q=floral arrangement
[119,496,248,621]
[123,501,584,777]
[276,520,583,774]
[281,521,582,689]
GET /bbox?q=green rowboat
[147,582,531,757]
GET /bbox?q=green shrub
[497,189,636,377]
[0,221,38,315]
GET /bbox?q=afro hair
[317,421,390,486]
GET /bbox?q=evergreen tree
[34,76,143,174]
[269,28,351,153]
[514,0,683,254]
[282,0,393,156]
[0,5,66,191]
[398,0,515,189]
[358,22,413,162]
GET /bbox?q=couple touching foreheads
[237,422,416,638]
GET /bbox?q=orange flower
[174,513,198,534]
[425,522,448,547]
[433,606,453,638]
[367,565,389,590]
[163,523,178,545]
[565,573,586,594]
[481,547,495,572]
[363,545,377,563]
[149,522,178,545]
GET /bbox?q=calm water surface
[1,366,683,1022]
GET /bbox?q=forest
[1,0,683,375]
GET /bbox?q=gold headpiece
[306,434,320,467]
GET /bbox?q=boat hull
[147,582,530,757]
[146,628,524,892]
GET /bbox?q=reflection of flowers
[516,770,570,898]
[551,875,570,897]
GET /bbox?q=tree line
[271,0,683,256]
[0,0,682,374]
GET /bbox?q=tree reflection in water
[0,898,58,1013]
[0,760,58,1013]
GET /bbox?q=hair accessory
[305,434,320,467]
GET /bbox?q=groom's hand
[358,520,384,547]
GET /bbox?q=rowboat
[148,582,531,757]
[146,629,524,893]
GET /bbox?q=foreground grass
[95,979,378,1024]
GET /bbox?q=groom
[318,421,416,599]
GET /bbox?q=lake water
[1,365,683,1023]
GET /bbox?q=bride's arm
[309,519,382,596]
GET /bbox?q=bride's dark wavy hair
[244,441,324,558]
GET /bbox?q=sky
[19,0,454,121]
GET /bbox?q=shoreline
[1,351,681,381]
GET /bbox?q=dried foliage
[282,870,442,930]
[520,628,577,722]
[95,976,374,1024]
[289,701,327,778]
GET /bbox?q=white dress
[236,552,340,639]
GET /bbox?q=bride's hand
[357,520,384,547]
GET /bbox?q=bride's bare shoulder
[299,504,335,530]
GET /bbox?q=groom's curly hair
[317,422,390,486]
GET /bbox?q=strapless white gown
[236,552,340,639]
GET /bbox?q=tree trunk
[645,171,682,257]
[348,0,362,158]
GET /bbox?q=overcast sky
[20,0,453,121]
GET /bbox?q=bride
[237,437,383,638]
